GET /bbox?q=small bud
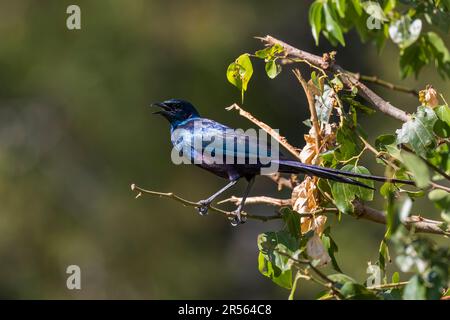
[419,85,439,108]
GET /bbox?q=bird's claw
[196,200,210,216]
[229,210,246,227]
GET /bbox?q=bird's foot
[196,200,210,216]
[229,210,246,227]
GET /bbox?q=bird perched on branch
[152,99,414,226]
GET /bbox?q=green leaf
[375,134,396,151]
[396,106,438,156]
[328,273,357,285]
[288,272,301,300]
[341,96,375,115]
[323,2,345,46]
[380,182,395,198]
[331,181,355,213]
[226,54,253,103]
[315,290,334,300]
[258,252,292,289]
[385,143,402,160]
[385,192,399,239]
[426,32,450,62]
[428,189,450,217]
[254,44,283,60]
[335,122,364,161]
[399,150,430,188]
[339,282,378,300]
[330,165,374,214]
[321,227,342,272]
[257,230,304,289]
[332,0,346,18]
[392,272,400,284]
[281,207,301,239]
[309,1,324,45]
[329,273,378,299]
[399,40,428,78]
[257,231,299,272]
[435,105,450,125]
[351,166,375,200]
[257,230,299,289]
[425,32,450,79]
[433,119,450,138]
[265,60,281,79]
[403,275,427,300]
[378,239,390,273]
[351,0,363,15]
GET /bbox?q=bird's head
[151,99,200,127]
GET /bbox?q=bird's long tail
[274,160,415,190]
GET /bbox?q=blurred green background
[0,0,448,299]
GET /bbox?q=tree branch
[357,74,419,98]
[353,200,450,236]
[225,103,303,160]
[224,103,449,236]
[130,184,282,222]
[292,68,321,157]
[259,35,410,122]
[218,195,292,207]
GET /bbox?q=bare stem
[218,195,292,207]
[131,183,282,222]
[259,35,410,122]
[226,103,303,160]
[367,281,409,290]
[357,74,419,97]
[292,68,321,157]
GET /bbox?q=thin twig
[362,137,450,192]
[367,281,409,290]
[292,68,321,157]
[225,103,303,160]
[219,195,292,207]
[220,195,338,217]
[353,200,450,236]
[357,74,419,97]
[259,35,410,122]
[275,250,345,299]
[131,184,282,222]
[265,175,450,236]
[430,181,450,193]
[267,173,298,190]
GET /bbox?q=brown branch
[357,74,419,97]
[219,195,292,207]
[130,183,282,222]
[259,35,410,122]
[292,68,321,157]
[353,201,450,236]
[430,181,450,193]
[268,173,299,190]
[264,175,449,236]
[225,103,302,160]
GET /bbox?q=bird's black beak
[151,102,171,116]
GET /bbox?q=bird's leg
[229,177,255,226]
[196,179,238,216]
